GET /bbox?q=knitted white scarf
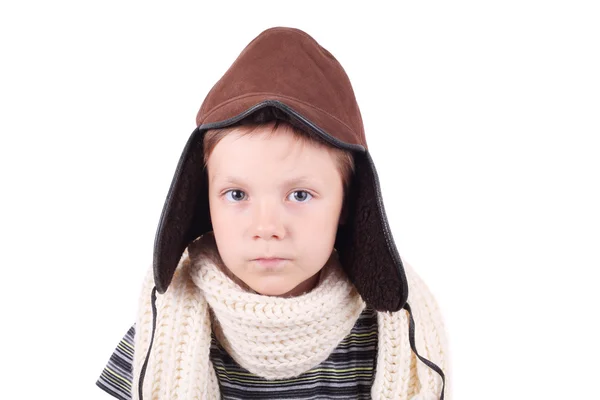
[132,233,450,399]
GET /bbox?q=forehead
[211,129,333,161]
[207,130,339,181]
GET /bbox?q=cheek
[311,201,343,230]
[210,200,240,230]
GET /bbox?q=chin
[247,279,297,297]
[251,284,294,297]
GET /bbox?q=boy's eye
[287,190,313,203]
[224,189,247,202]
[224,190,313,203]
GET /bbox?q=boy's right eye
[224,189,247,202]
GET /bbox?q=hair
[202,119,355,196]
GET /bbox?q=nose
[251,200,286,240]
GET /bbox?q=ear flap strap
[403,302,446,400]
[138,287,158,400]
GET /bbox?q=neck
[277,269,322,298]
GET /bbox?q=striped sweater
[97,306,378,399]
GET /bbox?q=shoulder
[96,325,136,400]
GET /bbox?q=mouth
[252,258,288,269]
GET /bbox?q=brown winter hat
[153,26,408,312]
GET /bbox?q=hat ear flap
[338,194,349,226]
[153,128,212,294]
[335,151,408,312]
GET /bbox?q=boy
[97,27,450,400]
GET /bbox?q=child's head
[202,119,354,297]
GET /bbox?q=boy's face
[206,128,345,297]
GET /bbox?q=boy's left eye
[287,190,313,203]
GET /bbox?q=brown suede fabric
[196,27,366,148]
[153,26,408,312]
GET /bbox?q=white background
[1,1,598,399]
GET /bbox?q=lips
[251,255,290,261]
[252,258,288,269]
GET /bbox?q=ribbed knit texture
[193,242,367,380]
[97,306,379,400]
[131,233,451,399]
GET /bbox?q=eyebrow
[212,175,318,187]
